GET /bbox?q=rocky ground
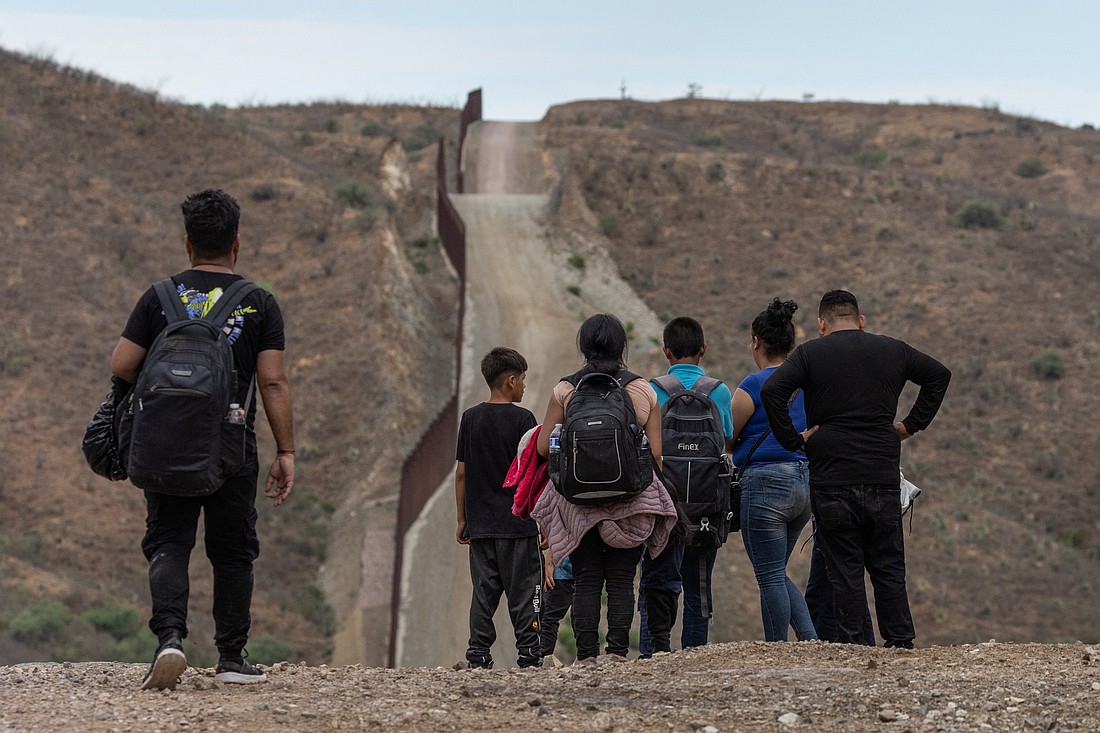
[1,641,1097,732]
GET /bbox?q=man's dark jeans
[142,468,259,655]
[466,536,542,667]
[805,538,876,645]
[570,528,644,660]
[810,483,914,648]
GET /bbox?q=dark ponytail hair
[576,313,628,375]
[751,298,798,359]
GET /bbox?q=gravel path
[3,641,1097,732]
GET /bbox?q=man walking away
[112,189,295,689]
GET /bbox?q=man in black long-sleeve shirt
[761,290,950,648]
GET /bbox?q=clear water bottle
[227,402,246,425]
[548,423,562,455]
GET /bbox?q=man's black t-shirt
[762,330,950,486]
[121,270,285,458]
[456,402,538,539]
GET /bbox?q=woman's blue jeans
[739,461,817,642]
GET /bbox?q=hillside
[2,44,1099,671]
[540,99,1100,645]
[0,48,459,666]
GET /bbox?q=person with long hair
[532,314,676,666]
[731,298,817,642]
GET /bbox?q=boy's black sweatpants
[467,536,542,668]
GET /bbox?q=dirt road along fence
[387,89,481,666]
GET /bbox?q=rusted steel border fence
[387,89,481,667]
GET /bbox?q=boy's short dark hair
[481,347,527,388]
[819,289,861,321]
[662,316,705,359]
[181,189,240,259]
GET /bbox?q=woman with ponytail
[731,298,818,642]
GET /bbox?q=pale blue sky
[1,1,1096,126]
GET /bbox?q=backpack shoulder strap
[153,278,189,324]
[203,280,260,328]
[650,374,685,396]
[616,369,642,386]
[690,375,722,398]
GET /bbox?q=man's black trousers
[810,483,915,648]
[142,468,259,655]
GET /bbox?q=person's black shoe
[215,653,268,684]
[141,632,187,691]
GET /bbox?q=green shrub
[82,603,141,641]
[1014,157,1046,178]
[1030,348,1064,379]
[8,599,71,642]
[403,125,443,153]
[855,148,889,167]
[953,199,1005,230]
[0,335,30,378]
[247,634,297,665]
[598,214,621,237]
[360,120,389,137]
[566,284,582,297]
[707,162,725,182]
[567,254,586,270]
[692,133,723,149]
[250,183,277,202]
[335,180,371,209]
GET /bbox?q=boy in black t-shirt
[455,347,542,669]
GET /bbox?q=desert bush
[1030,348,1064,379]
[692,133,723,149]
[82,603,141,641]
[335,180,371,209]
[403,125,443,153]
[8,600,71,643]
[953,200,1005,230]
[250,183,277,202]
[1014,157,1047,178]
[707,162,725,182]
[567,284,582,297]
[0,335,30,378]
[248,634,297,665]
[568,254,586,270]
[360,119,389,137]
[855,148,889,167]
[598,214,621,237]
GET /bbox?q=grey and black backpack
[651,374,733,548]
[117,278,258,496]
[549,369,652,505]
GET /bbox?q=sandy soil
[3,641,1097,732]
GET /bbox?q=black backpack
[651,374,733,548]
[549,369,652,505]
[117,278,259,496]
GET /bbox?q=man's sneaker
[215,656,267,684]
[141,634,187,691]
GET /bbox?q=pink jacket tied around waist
[531,468,678,567]
[507,425,548,521]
